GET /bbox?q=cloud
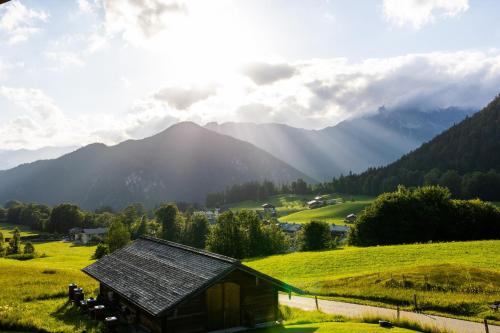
[103,0,187,43]
[383,0,469,29]
[0,0,49,44]
[78,0,100,14]
[153,84,216,110]
[241,62,297,85]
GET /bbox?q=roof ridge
[139,236,239,264]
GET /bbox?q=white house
[71,228,108,245]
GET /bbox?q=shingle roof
[82,236,238,316]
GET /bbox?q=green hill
[246,240,500,323]
[331,94,500,200]
[279,200,372,225]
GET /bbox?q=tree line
[206,179,316,207]
[349,185,500,246]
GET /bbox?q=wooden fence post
[413,294,418,312]
[484,319,489,333]
[397,305,400,320]
[315,296,319,311]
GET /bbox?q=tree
[206,211,246,259]
[92,243,110,259]
[133,216,148,239]
[0,231,5,257]
[23,242,35,254]
[48,204,84,234]
[7,227,21,255]
[0,207,6,222]
[156,203,180,242]
[184,213,209,249]
[350,186,500,246]
[237,210,263,257]
[299,221,333,251]
[122,203,144,229]
[106,218,131,252]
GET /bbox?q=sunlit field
[0,222,39,238]
[246,240,500,323]
[254,322,419,333]
[228,194,323,216]
[279,200,373,225]
[0,241,99,332]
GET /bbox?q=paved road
[280,294,500,333]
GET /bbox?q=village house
[330,224,350,238]
[261,203,276,217]
[307,199,324,209]
[70,227,108,245]
[278,222,302,234]
[193,209,220,224]
[345,213,357,224]
[82,236,302,333]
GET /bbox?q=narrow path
[280,294,500,333]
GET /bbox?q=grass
[0,240,100,332]
[245,240,500,323]
[279,200,373,225]
[250,306,426,333]
[252,322,420,333]
[492,202,500,208]
[228,194,320,216]
[0,222,39,238]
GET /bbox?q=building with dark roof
[82,236,301,333]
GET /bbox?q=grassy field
[228,194,320,216]
[0,241,99,332]
[0,222,39,238]
[254,322,419,333]
[246,240,500,323]
[279,200,373,225]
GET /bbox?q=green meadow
[228,194,320,216]
[0,241,100,332]
[246,240,500,323]
[0,223,39,238]
[279,200,372,225]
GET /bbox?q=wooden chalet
[82,236,302,333]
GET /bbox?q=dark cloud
[153,85,216,110]
[241,62,297,85]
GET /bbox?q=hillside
[206,107,474,180]
[246,240,500,322]
[0,122,311,209]
[331,94,500,198]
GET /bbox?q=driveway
[280,294,500,333]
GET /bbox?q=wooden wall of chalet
[163,268,279,333]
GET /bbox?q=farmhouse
[70,227,108,245]
[82,236,302,333]
[261,203,276,217]
[345,213,357,224]
[307,199,324,209]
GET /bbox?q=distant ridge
[206,106,474,180]
[0,122,311,209]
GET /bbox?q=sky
[1,0,500,149]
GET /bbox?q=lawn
[279,200,373,225]
[0,222,39,238]
[245,240,500,323]
[0,241,99,332]
[253,322,419,333]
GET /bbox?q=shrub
[92,243,109,259]
[23,242,35,254]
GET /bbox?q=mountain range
[0,122,309,209]
[0,146,78,171]
[330,94,500,198]
[206,106,475,180]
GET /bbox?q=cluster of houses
[307,196,341,209]
[278,222,350,238]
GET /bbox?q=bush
[6,253,36,261]
[23,242,35,254]
[92,243,109,259]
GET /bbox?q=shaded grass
[245,240,500,322]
